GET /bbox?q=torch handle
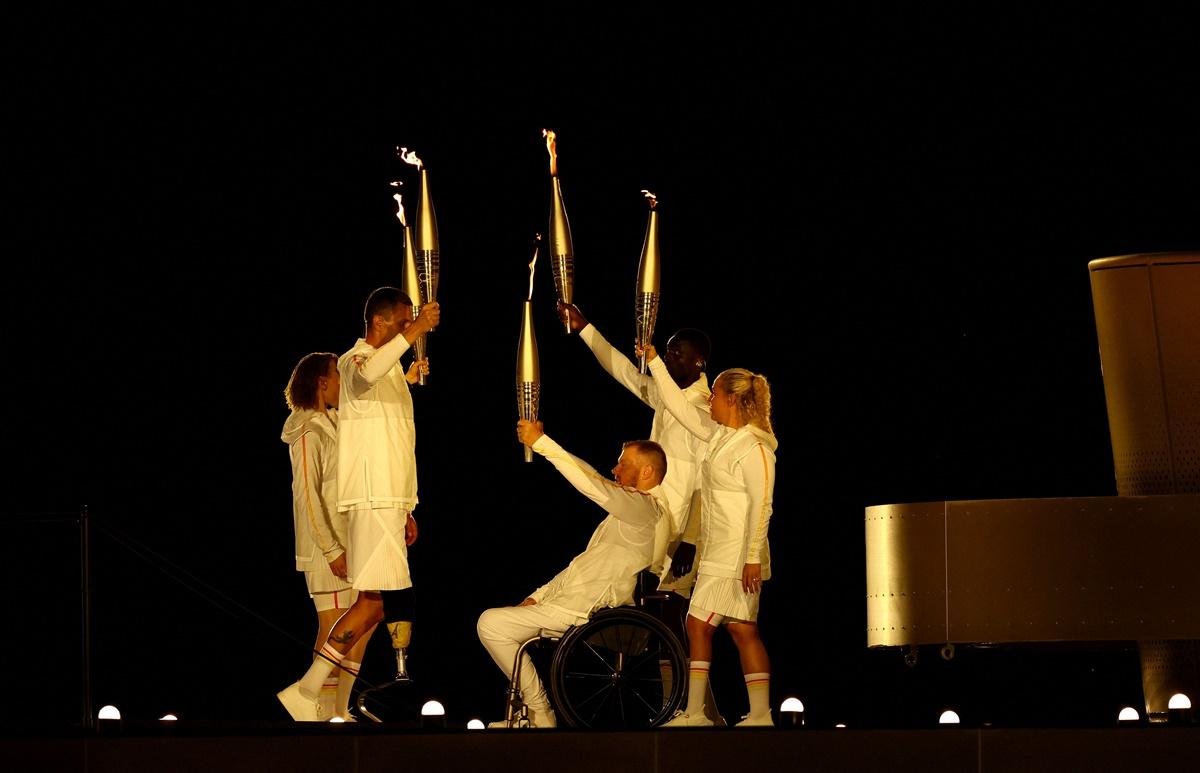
[517,381,541,464]
[414,334,428,387]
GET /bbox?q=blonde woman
[641,344,778,728]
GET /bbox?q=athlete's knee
[726,621,760,645]
[477,608,498,640]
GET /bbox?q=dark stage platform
[6,724,1199,773]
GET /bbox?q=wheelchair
[501,583,689,729]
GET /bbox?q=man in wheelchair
[476,419,669,728]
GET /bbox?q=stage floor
[5,724,1200,773]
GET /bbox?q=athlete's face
[611,447,644,488]
[378,303,415,345]
[319,359,341,409]
[708,381,736,427]
[662,335,702,388]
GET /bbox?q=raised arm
[561,304,657,409]
[346,333,412,396]
[517,421,661,527]
[646,351,718,440]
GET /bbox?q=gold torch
[392,187,428,385]
[543,129,575,333]
[517,236,542,463]
[399,147,439,382]
[635,190,661,374]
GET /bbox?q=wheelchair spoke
[587,683,617,724]
[575,681,616,711]
[624,646,666,673]
[624,682,661,717]
[582,640,617,674]
[564,671,617,680]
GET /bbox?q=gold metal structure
[864,251,1200,722]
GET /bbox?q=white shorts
[687,574,761,624]
[311,588,358,613]
[347,507,413,591]
[303,557,354,596]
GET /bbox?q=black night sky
[6,5,1199,730]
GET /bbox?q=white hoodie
[281,408,347,577]
[649,358,778,581]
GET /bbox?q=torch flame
[542,129,557,177]
[397,146,424,170]
[528,234,542,301]
[641,190,658,209]
[393,193,406,227]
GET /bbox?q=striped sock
[318,674,339,719]
[685,660,711,715]
[335,659,361,718]
[744,672,771,718]
[299,643,343,698]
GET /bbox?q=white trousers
[476,604,582,711]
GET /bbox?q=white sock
[744,671,770,717]
[335,659,361,717]
[685,660,710,715]
[703,680,722,722]
[318,674,339,719]
[299,642,342,697]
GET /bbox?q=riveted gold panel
[865,496,1200,647]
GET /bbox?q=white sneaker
[735,712,773,727]
[661,710,716,728]
[277,682,326,722]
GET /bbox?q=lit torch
[635,190,661,374]
[517,236,542,463]
[543,129,575,334]
[399,146,439,338]
[393,187,428,385]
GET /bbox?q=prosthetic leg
[356,589,416,722]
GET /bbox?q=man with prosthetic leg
[278,288,440,721]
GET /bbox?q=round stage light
[1117,706,1140,723]
[938,710,960,725]
[421,700,446,716]
[97,705,121,720]
[1168,693,1191,710]
[467,719,486,730]
[159,713,178,721]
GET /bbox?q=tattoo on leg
[331,630,356,644]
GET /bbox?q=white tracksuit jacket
[526,434,668,620]
[336,335,418,513]
[648,357,778,581]
[578,324,710,574]
[282,408,351,592]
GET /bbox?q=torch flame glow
[528,234,541,301]
[542,129,557,177]
[397,146,424,170]
[393,193,406,227]
[641,190,658,209]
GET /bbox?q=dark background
[5,5,1197,730]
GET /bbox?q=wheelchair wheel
[548,607,687,729]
